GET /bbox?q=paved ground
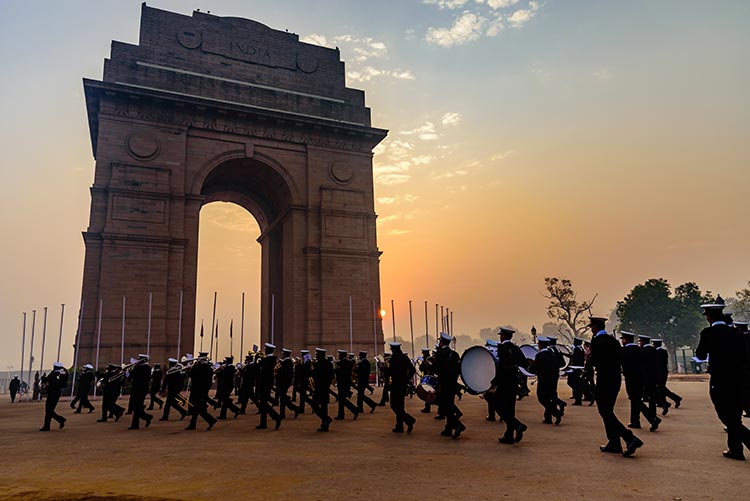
[1,379,748,500]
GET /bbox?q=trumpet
[109,359,145,382]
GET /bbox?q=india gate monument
[77,4,387,364]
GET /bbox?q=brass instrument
[109,359,142,382]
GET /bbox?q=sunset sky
[1,0,748,370]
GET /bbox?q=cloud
[347,66,415,82]
[508,2,540,28]
[388,229,411,236]
[441,112,462,126]
[491,149,516,161]
[376,173,411,185]
[300,34,328,46]
[376,196,399,205]
[377,214,400,224]
[411,155,434,165]
[426,11,486,47]
[423,0,471,9]
[486,0,521,9]
[593,69,613,81]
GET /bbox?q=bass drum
[416,375,439,403]
[520,344,538,362]
[557,345,572,370]
[460,346,498,395]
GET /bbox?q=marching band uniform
[277,349,299,419]
[653,339,682,409]
[128,355,154,430]
[696,303,750,460]
[97,364,124,422]
[388,343,416,433]
[640,336,667,417]
[160,358,187,421]
[147,364,164,411]
[217,357,240,419]
[534,338,564,425]
[334,350,358,420]
[313,348,334,431]
[378,353,391,406]
[39,362,68,431]
[257,344,283,430]
[239,354,258,414]
[418,348,435,414]
[185,353,217,431]
[494,328,529,444]
[620,332,660,431]
[546,336,568,415]
[568,338,586,405]
[71,364,95,414]
[356,351,377,413]
[483,341,498,421]
[434,332,465,439]
[294,350,312,414]
[589,317,643,456]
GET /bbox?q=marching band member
[39,362,68,431]
[185,352,217,431]
[128,354,154,430]
[377,353,391,406]
[312,348,334,432]
[294,350,312,415]
[238,353,258,414]
[494,328,529,444]
[418,348,435,415]
[483,340,498,421]
[160,358,187,421]
[356,351,377,414]
[387,342,416,433]
[277,349,299,419]
[653,338,682,409]
[568,338,586,406]
[334,349,358,420]
[257,343,283,430]
[434,332,465,439]
[534,337,564,425]
[216,356,240,420]
[71,364,95,414]
[147,363,164,411]
[97,364,124,423]
[546,336,567,415]
[588,316,643,456]
[620,332,660,432]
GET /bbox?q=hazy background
[1,0,748,371]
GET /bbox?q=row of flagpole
[17,305,66,401]
[387,300,455,359]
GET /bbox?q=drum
[460,346,498,395]
[520,344,538,362]
[416,375,439,403]
[557,345,572,370]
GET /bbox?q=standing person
[216,357,240,420]
[128,355,154,430]
[33,372,41,401]
[72,364,96,414]
[312,348,334,432]
[147,364,164,411]
[39,362,68,431]
[97,364,125,422]
[387,343,416,433]
[356,351,377,413]
[434,332,466,439]
[277,349,299,419]
[160,358,187,421]
[257,343,283,430]
[334,349,358,420]
[695,303,750,460]
[588,317,643,456]
[9,375,21,403]
[185,353,217,431]
[494,327,529,444]
[620,332,660,432]
[568,337,586,405]
[652,339,682,408]
[533,337,564,425]
[294,350,312,414]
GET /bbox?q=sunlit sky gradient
[1,0,748,370]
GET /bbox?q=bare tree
[542,277,598,341]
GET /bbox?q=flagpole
[57,304,65,362]
[271,293,275,346]
[349,296,353,354]
[215,321,220,359]
[240,292,245,358]
[408,300,414,359]
[121,297,126,365]
[94,298,102,399]
[390,299,396,342]
[39,307,48,376]
[424,301,429,350]
[146,292,152,356]
[441,306,445,332]
[230,320,234,359]
[372,300,379,386]
[450,311,454,337]
[177,289,183,358]
[70,302,84,397]
[199,319,204,352]
[28,310,36,397]
[434,304,438,339]
[20,312,26,397]
[210,292,217,360]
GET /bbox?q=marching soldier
[238,353,258,414]
[378,353,391,406]
[257,343,283,430]
[418,348,435,414]
[653,339,683,409]
[534,337,564,425]
[494,327,529,444]
[159,358,187,421]
[695,302,750,460]
[483,340,498,421]
[147,364,164,411]
[71,364,95,414]
[568,337,586,405]
[312,348,334,431]
[277,349,299,419]
[588,316,643,456]
[434,332,466,439]
[620,331,660,431]
[97,364,125,422]
[334,349,359,420]
[356,351,377,413]
[185,353,217,431]
[583,339,596,404]
[294,350,313,414]
[216,356,240,420]
[39,362,68,431]
[128,354,154,430]
[388,342,416,433]
[546,336,568,415]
